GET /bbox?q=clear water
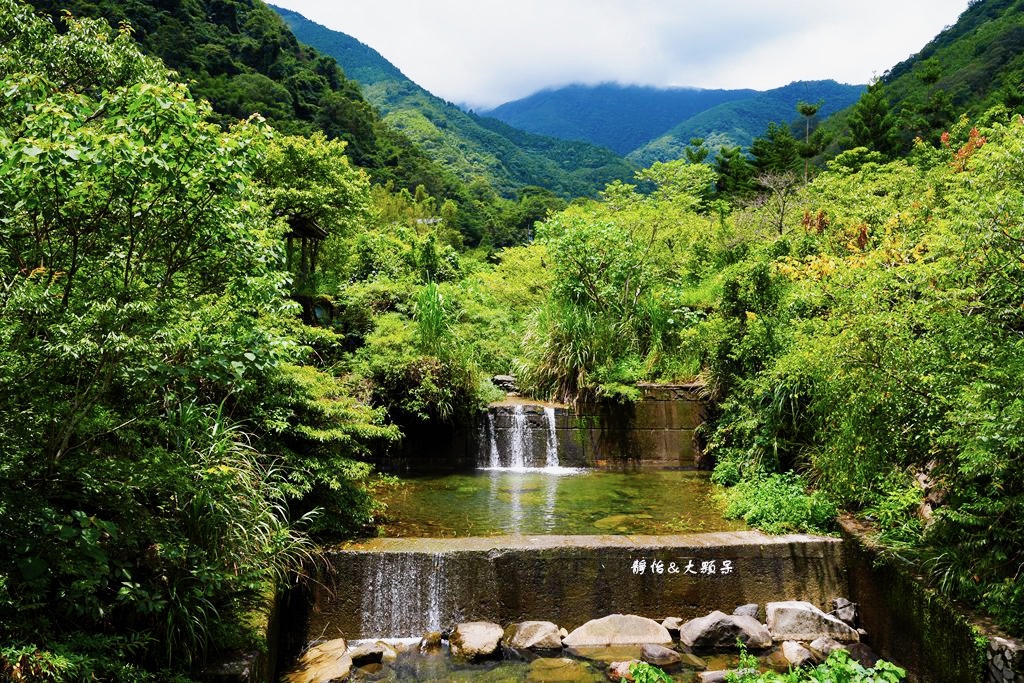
[339,641,748,682]
[375,468,746,537]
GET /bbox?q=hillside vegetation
[4,0,1024,679]
[882,0,1024,143]
[482,83,758,155]
[630,80,865,164]
[273,5,637,198]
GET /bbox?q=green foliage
[628,660,673,683]
[0,3,398,676]
[720,472,838,535]
[697,112,1024,635]
[727,643,906,682]
[517,167,713,400]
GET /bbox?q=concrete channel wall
[493,383,708,470]
[309,532,848,641]
[381,383,709,473]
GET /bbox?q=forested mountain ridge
[272,5,637,197]
[482,80,864,161]
[876,0,1024,145]
[22,0,469,204]
[482,83,758,155]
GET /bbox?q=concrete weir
[309,531,847,640]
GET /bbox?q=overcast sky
[270,1,970,109]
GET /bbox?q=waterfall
[486,412,500,468]
[544,406,559,467]
[479,404,566,470]
[508,404,528,468]
[361,553,450,637]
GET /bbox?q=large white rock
[782,640,814,668]
[504,620,564,651]
[766,601,860,643]
[285,638,352,683]
[562,614,672,647]
[808,636,848,662]
[450,621,504,660]
[679,610,772,649]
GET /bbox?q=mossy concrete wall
[558,383,707,469]
[840,517,988,683]
[369,383,708,473]
[310,531,847,640]
[485,383,707,471]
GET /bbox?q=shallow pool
[375,468,746,537]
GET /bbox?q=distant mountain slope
[273,5,636,197]
[629,80,865,165]
[24,0,464,203]
[482,83,757,155]
[878,0,1024,143]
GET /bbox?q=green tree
[0,3,391,674]
[848,81,899,158]
[714,145,756,199]
[683,136,710,164]
[750,122,801,175]
[796,100,823,183]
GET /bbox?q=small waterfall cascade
[507,405,528,468]
[544,406,559,467]
[360,553,452,637]
[485,412,501,468]
[478,403,561,469]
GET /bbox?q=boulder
[782,640,814,668]
[563,614,672,647]
[285,638,352,683]
[679,610,772,650]
[661,617,683,639]
[808,636,847,662]
[504,620,564,652]
[847,643,880,668]
[766,601,860,642]
[608,660,638,682]
[641,643,681,670]
[492,375,518,392]
[732,603,760,620]
[348,641,392,667]
[829,597,858,627]
[450,621,504,660]
[526,657,597,682]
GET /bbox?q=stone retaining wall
[484,383,708,471]
[310,532,847,641]
[840,516,1001,683]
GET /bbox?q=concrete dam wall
[308,531,847,640]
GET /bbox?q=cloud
[272,0,969,108]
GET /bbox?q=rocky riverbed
[284,598,886,682]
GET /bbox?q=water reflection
[376,468,745,537]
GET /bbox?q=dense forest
[2,0,1024,679]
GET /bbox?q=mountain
[877,0,1024,146]
[482,83,758,155]
[23,0,464,203]
[272,5,636,197]
[629,80,865,165]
